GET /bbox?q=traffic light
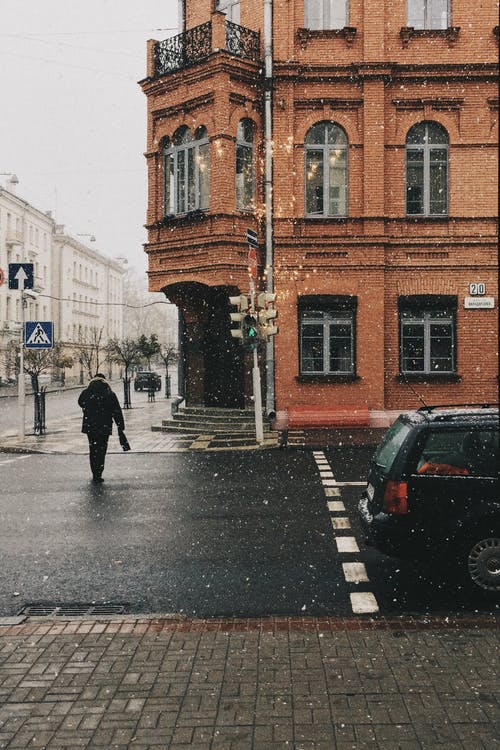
[257,292,278,340]
[243,314,259,351]
[229,294,248,341]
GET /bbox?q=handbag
[118,428,131,451]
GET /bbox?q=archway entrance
[164,282,245,408]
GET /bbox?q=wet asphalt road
[0,448,497,619]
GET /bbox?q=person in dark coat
[78,373,125,482]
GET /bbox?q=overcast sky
[0,0,179,274]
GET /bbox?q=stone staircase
[152,406,279,449]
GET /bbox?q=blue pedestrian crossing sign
[25,321,53,350]
[8,262,34,290]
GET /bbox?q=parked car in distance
[134,371,161,392]
[359,404,499,598]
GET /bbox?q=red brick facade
[141,1,498,414]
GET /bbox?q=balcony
[153,19,261,78]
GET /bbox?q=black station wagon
[359,404,499,597]
[134,371,161,392]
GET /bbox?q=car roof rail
[417,403,498,413]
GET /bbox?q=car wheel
[464,534,500,596]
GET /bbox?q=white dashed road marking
[331,517,351,530]
[342,562,369,583]
[350,592,379,614]
[313,451,379,615]
[335,536,360,553]
[327,500,345,512]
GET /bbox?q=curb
[1,613,499,635]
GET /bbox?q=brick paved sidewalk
[1,615,498,749]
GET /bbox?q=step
[173,412,255,426]
[179,406,257,417]
[152,423,276,437]
[169,419,261,432]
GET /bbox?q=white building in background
[0,180,126,383]
[52,225,126,375]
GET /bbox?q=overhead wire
[35,293,170,309]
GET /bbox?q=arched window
[163,126,210,216]
[236,119,255,211]
[305,122,348,217]
[304,0,348,30]
[406,122,448,216]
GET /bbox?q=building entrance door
[203,295,244,408]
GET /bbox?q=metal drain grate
[18,602,130,617]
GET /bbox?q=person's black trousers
[87,433,109,479]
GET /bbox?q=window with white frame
[399,296,456,375]
[299,296,357,375]
[406,121,448,216]
[236,119,255,211]
[216,0,240,23]
[305,0,348,29]
[163,126,210,216]
[407,0,449,29]
[305,122,348,217]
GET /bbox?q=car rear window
[373,419,411,472]
[416,428,499,477]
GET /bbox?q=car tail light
[383,481,408,514]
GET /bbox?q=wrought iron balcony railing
[154,21,261,78]
[225,21,261,61]
[154,22,212,77]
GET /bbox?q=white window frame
[304,0,349,30]
[300,308,355,375]
[406,122,448,217]
[400,308,456,374]
[236,119,255,211]
[163,127,210,216]
[305,122,348,218]
[407,0,450,30]
[216,0,240,24]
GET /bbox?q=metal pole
[18,293,26,442]
[249,277,264,443]
[264,0,275,418]
[252,348,264,443]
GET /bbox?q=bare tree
[23,346,74,392]
[107,337,142,408]
[158,343,179,396]
[72,326,105,380]
[123,268,178,345]
[1,338,19,382]
[1,339,72,390]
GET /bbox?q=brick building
[140,0,498,419]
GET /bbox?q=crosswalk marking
[327,500,345,512]
[336,536,360,553]
[350,592,379,614]
[342,562,369,583]
[332,517,351,530]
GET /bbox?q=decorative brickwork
[141,1,498,413]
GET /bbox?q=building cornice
[272,61,499,84]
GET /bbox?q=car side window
[416,429,498,478]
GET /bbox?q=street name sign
[8,262,34,290]
[464,297,495,310]
[25,321,54,350]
